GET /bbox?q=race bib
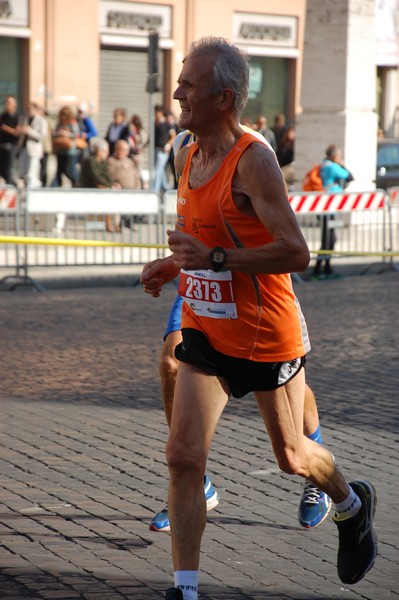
[178,269,238,319]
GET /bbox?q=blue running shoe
[298,479,332,528]
[150,474,220,532]
[204,473,220,511]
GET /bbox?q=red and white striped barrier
[389,187,399,206]
[0,186,17,210]
[288,191,386,214]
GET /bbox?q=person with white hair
[141,37,377,600]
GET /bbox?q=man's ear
[219,88,235,111]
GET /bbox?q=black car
[376,139,399,190]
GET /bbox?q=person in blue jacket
[311,144,353,279]
[77,103,98,142]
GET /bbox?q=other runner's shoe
[165,588,183,600]
[204,473,220,511]
[149,508,170,532]
[298,479,332,528]
[333,480,378,584]
[150,474,220,532]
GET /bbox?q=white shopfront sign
[99,0,172,48]
[233,12,298,57]
[0,0,30,37]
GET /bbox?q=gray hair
[89,137,109,155]
[186,37,249,117]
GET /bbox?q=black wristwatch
[209,246,227,272]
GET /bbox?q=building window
[244,56,290,125]
[0,37,23,105]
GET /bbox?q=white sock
[174,570,199,600]
[333,485,361,520]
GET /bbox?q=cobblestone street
[0,272,398,599]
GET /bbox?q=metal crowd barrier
[0,184,19,267]
[0,186,398,289]
[288,189,396,272]
[388,186,399,262]
[0,187,165,287]
[163,188,397,267]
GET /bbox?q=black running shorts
[175,328,306,398]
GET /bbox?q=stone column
[295,0,377,190]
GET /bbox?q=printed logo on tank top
[191,217,216,233]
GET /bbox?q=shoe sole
[299,496,332,529]
[206,490,220,512]
[149,491,220,533]
[340,480,378,585]
[149,522,170,532]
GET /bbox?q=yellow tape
[0,235,168,249]
[309,249,399,257]
[0,236,398,257]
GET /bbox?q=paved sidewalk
[0,272,398,599]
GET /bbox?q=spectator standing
[152,105,176,193]
[17,101,48,188]
[276,126,295,187]
[77,102,98,142]
[311,144,354,280]
[77,102,98,162]
[272,112,287,150]
[105,107,130,156]
[254,115,276,151]
[80,137,121,232]
[276,126,295,167]
[39,107,55,187]
[165,109,183,188]
[51,106,81,188]
[127,114,148,187]
[0,95,21,184]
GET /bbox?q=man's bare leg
[160,331,182,427]
[303,383,320,437]
[255,369,349,503]
[158,331,329,528]
[166,363,229,570]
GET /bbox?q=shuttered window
[99,46,164,173]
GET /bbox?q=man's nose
[173,85,183,100]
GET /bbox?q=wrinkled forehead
[180,52,215,83]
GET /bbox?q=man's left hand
[167,229,210,270]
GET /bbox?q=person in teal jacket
[311,144,353,279]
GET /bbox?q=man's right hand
[140,257,180,297]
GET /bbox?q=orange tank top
[176,132,309,361]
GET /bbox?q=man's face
[173,53,221,132]
[113,111,124,124]
[4,97,17,114]
[27,103,37,117]
[114,143,129,159]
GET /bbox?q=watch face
[213,250,225,263]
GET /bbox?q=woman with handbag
[51,106,82,187]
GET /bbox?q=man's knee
[159,348,179,380]
[166,436,206,477]
[159,332,181,381]
[275,446,308,477]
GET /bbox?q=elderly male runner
[141,37,377,600]
[148,127,331,533]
